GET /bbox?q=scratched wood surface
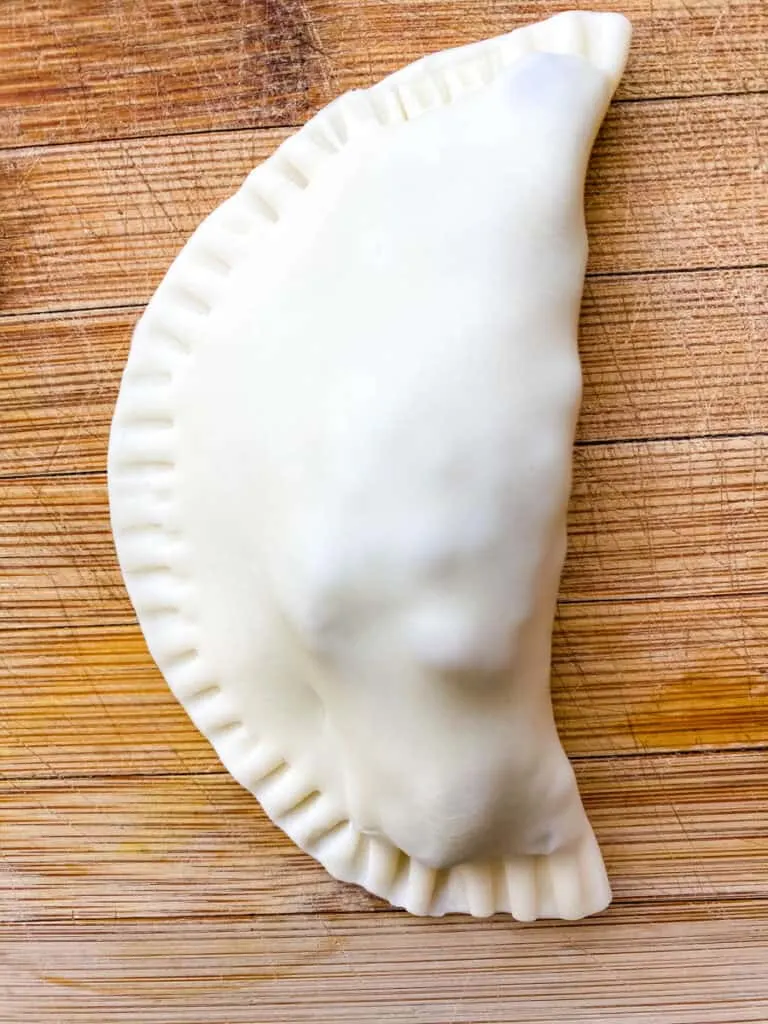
[0,2,766,1022]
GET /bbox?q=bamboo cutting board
[1,2,767,1021]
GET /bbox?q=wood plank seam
[0,86,766,157]
[3,260,767,326]
[6,425,768,486]
[3,730,768,787]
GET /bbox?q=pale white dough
[109,10,632,919]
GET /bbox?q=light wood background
[1,2,767,1021]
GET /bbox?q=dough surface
[109,10,632,919]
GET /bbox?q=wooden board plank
[313,0,768,105]
[0,127,282,317]
[0,95,765,317]
[0,310,129,480]
[3,436,767,627]
[564,435,768,600]
[0,0,288,149]
[3,904,768,1023]
[0,624,216,779]
[3,267,766,479]
[1,751,766,923]
[553,596,768,757]
[0,473,131,628]
[1,0,766,149]
[3,594,768,779]
[579,267,768,443]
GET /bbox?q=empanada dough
[109,10,632,919]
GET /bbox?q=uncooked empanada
[109,10,632,920]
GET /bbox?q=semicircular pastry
[109,10,632,920]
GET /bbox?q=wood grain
[0,0,289,148]
[3,267,766,479]
[0,310,128,479]
[579,267,768,443]
[0,624,217,779]
[3,593,768,780]
[553,595,768,756]
[1,0,766,148]
[3,435,767,627]
[4,903,768,1024]
[2,3,767,1018]
[564,436,768,599]
[0,94,765,316]
[309,0,768,104]
[0,474,130,629]
[1,750,766,923]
